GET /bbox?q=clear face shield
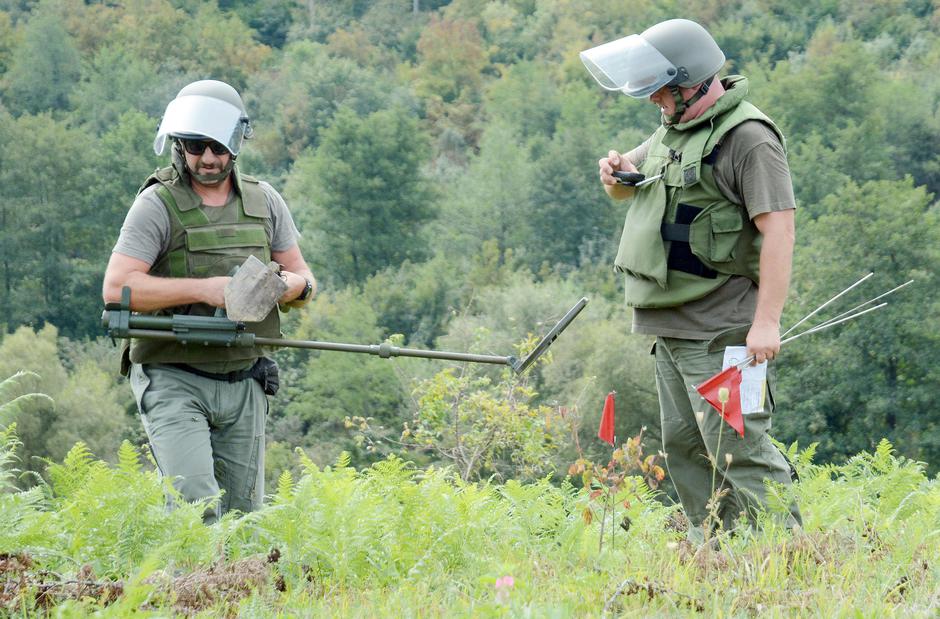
[153,95,249,156]
[580,34,679,98]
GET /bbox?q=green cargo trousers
[654,335,801,539]
[130,363,267,524]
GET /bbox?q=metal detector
[102,287,588,375]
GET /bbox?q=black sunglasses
[180,138,229,156]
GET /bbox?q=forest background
[0,0,938,493]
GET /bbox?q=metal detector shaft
[108,325,515,366]
[257,335,513,364]
[102,289,589,374]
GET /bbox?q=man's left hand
[278,271,308,304]
[746,320,781,364]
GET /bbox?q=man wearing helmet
[582,20,801,541]
[102,80,315,523]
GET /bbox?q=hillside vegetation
[1,428,938,616]
[0,0,938,614]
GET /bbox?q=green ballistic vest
[129,164,282,364]
[614,76,785,309]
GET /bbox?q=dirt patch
[0,551,280,616]
[163,556,271,617]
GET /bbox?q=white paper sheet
[722,346,767,415]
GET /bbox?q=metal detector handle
[612,171,645,186]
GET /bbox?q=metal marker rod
[780,302,888,345]
[781,272,874,338]
[731,301,890,370]
[805,279,913,332]
[634,173,663,188]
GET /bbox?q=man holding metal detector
[582,19,801,540]
[103,80,315,523]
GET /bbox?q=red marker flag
[598,391,616,446]
[696,366,745,437]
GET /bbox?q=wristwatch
[297,278,313,301]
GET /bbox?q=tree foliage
[0,111,102,334]
[0,0,937,477]
[287,106,437,285]
[0,326,135,483]
[779,178,940,466]
[244,41,413,179]
[1,1,80,115]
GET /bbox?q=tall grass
[0,428,937,617]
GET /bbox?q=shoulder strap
[233,168,269,219]
[154,184,211,228]
[137,166,175,196]
[706,101,785,156]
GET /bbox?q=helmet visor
[580,34,678,98]
[153,95,247,156]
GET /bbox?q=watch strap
[297,278,313,301]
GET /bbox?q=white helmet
[153,80,252,156]
[580,19,725,98]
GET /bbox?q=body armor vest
[129,163,281,364]
[614,76,785,308]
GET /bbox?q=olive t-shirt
[625,119,796,339]
[113,180,300,265]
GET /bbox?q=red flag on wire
[598,391,616,446]
[696,366,745,437]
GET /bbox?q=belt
[168,362,256,382]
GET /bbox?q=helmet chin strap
[189,158,235,186]
[172,139,235,185]
[662,79,712,126]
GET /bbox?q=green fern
[0,371,54,428]
[46,441,109,501]
[37,442,221,577]
[334,450,352,469]
[295,445,320,475]
[1,434,937,615]
[116,440,142,475]
[0,424,50,553]
[0,423,21,491]
[275,469,294,503]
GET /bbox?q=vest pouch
[185,225,269,278]
[250,357,280,396]
[690,206,743,264]
[618,86,775,307]
[614,181,670,288]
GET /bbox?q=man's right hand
[598,150,639,185]
[201,276,231,308]
[104,252,236,313]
